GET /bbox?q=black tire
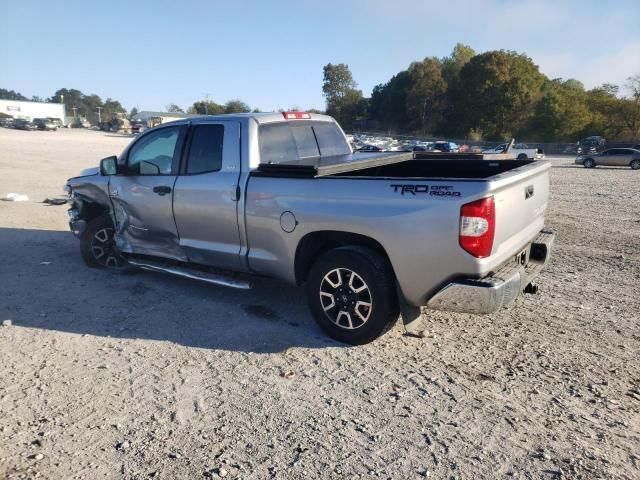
[80,215,123,269]
[306,246,399,345]
[631,159,640,170]
[583,158,596,168]
[517,153,528,161]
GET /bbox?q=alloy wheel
[90,227,121,268]
[319,268,372,330]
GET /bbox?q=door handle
[153,185,172,196]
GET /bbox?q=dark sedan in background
[12,119,37,131]
[33,118,58,130]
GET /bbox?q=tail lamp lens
[459,196,495,258]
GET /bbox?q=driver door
[109,124,188,261]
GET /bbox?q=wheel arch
[294,231,394,285]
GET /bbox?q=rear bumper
[427,230,555,315]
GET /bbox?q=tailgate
[489,161,550,263]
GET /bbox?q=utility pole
[204,93,210,115]
[72,106,77,118]
[97,106,102,123]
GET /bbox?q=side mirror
[100,156,118,176]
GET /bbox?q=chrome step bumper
[427,230,555,315]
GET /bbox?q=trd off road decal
[391,184,461,197]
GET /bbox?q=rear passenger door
[172,121,243,270]
[614,149,633,166]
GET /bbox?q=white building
[0,99,66,124]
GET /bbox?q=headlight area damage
[65,173,112,237]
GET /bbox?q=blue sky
[1,0,639,112]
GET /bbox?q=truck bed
[255,151,533,179]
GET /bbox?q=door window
[127,126,182,175]
[185,125,224,174]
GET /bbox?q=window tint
[291,126,320,158]
[128,126,181,175]
[186,125,224,174]
[259,123,319,163]
[313,123,351,157]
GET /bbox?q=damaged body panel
[66,172,111,236]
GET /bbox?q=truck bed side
[243,160,550,306]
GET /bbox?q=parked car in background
[575,148,640,169]
[432,141,459,153]
[356,144,384,152]
[484,143,545,160]
[46,117,64,128]
[70,117,91,128]
[0,117,14,128]
[411,142,434,152]
[577,136,606,154]
[13,119,37,130]
[33,118,58,131]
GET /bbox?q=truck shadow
[0,227,343,353]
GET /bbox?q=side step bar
[126,258,252,290]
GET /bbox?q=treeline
[323,44,640,142]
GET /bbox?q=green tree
[49,88,85,117]
[0,88,28,100]
[369,70,412,131]
[441,43,476,84]
[619,74,640,140]
[166,103,184,113]
[454,50,545,139]
[83,94,103,123]
[188,100,224,115]
[406,58,447,134]
[585,84,627,140]
[224,99,251,113]
[322,63,364,129]
[129,107,139,118]
[526,78,592,141]
[102,99,126,122]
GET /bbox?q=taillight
[459,196,495,258]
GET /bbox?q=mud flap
[396,283,424,333]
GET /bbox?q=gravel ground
[0,128,639,480]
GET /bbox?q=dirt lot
[0,128,639,480]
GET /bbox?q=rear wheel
[583,158,596,168]
[80,215,123,268]
[517,153,528,160]
[306,247,399,345]
[631,159,640,170]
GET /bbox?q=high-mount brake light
[283,111,311,120]
[459,196,495,258]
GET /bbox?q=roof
[132,110,196,120]
[0,99,64,106]
[133,111,336,125]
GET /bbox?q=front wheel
[517,153,529,161]
[307,247,399,345]
[80,215,123,268]
[631,159,640,170]
[583,158,596,168]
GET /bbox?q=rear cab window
[258,121,350,164]
[185,124,224,174]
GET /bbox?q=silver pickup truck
[65,112,554,344]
